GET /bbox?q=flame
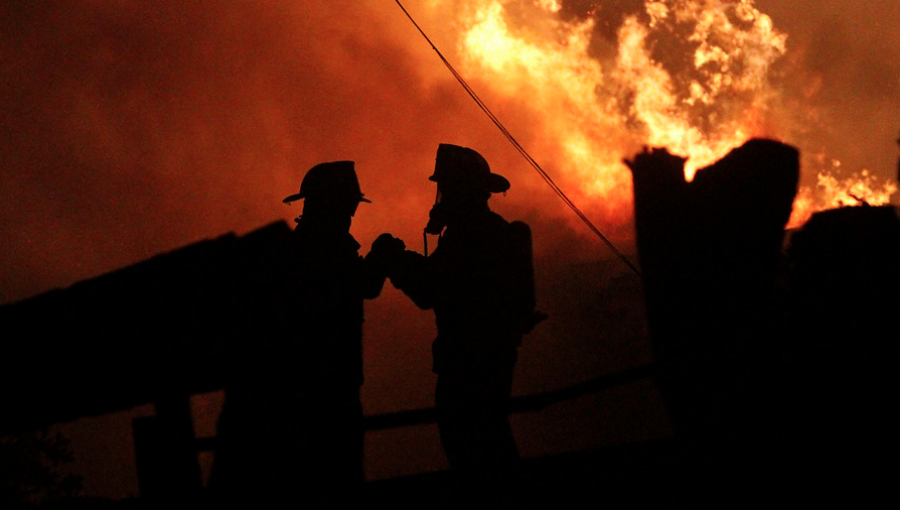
[424,0,897,227]
[789,163,899,228]
[452,0,633,222]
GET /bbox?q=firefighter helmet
[283,161,371,204]
[429,144,510,193]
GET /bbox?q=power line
[394,0,641,276]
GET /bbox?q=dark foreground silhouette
[374,144,542,502]
[785,204,900,494]
[4,140,898,507]
[208,161,386,505]
[627,138,900,499]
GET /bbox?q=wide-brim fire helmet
[430,144,510,193]
[283,160,371,205]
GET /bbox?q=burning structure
[629,137,900,498]
[2,0,900,502]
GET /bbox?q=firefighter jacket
[390,211,536,374]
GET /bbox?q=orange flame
[424,0,896,227]
[789,163,899,228]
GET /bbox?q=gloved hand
[367,233,406,274]
[372,233,405,253]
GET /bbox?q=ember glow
[424,0,897,225]
[790,166,900,227]
[2,0,897,307]
[2,0,899,497]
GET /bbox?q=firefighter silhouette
[373,144,540,499]
[210,161,386,503]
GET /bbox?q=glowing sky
[2,0,898,497]
[2,1,898,304]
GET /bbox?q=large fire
[421,0,897,228]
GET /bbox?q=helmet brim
[283,192,371,204]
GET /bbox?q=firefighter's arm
[367,233,434,309]
[388,250,434,310]
[362,233,405,299]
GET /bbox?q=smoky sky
[3,0,898,303]
[2,0,899,496]
[0,0,469,303]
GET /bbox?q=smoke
[2,0,898,493]
[757,0,900,175]
[4,1,899,299]
[0,0,636,491]
[0,1,616,305]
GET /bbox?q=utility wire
[394,0,641,277]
